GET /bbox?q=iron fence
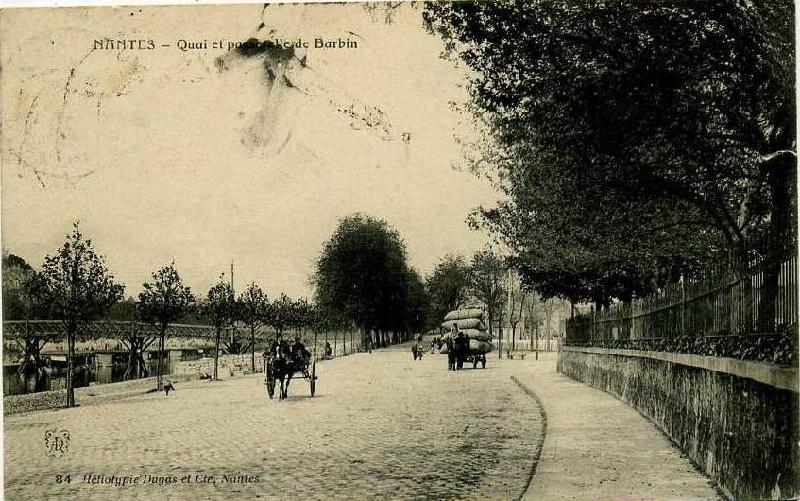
[566,255,798,363]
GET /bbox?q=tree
[203,278,236,381]
[237,282,269,372]
[2,252,41,321]
[106,297,144,380]
[426,254,471,326]
[35,223,124,406]
[267,293,297,340]
[402,269,429,339]
[106,297,137,321]
[314,213,414,349]
[506,271,525,352]
[469,249,507,355]
[138,263,195,388]
[425,1,796,314]
[293,298,315,338]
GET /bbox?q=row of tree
[311,212,560,352]
[424,1,796,318]
[5,213,543,405]
[4,224,354,405]
[425,250,568,355]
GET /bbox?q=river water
[3,358,173,396]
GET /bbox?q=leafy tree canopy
[35,223,124,326]
[314,213,426,334]
[425,253,471,325]
[468,248,507,333]
[267,293,298,337]
[2,252,39,320]
[2,252,33,272]
[237,282,269,329]
[425,0,796,303]
[138,263,195,330]
[204,278,236,330]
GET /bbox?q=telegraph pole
[230,260,235,352]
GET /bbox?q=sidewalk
[513,352,721,501]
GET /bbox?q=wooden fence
[566,255,798,344]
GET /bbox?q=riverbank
[3,372,200,416]
[3,350,353,416]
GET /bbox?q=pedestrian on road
[446,335,456,371]
[455,331,467,370]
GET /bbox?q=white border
[0,0,381,8]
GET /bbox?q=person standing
[455,331,467,370]
[446,334,456,370]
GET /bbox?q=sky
[1,3,499,299]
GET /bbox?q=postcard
[2,2,796,500]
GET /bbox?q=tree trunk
[124,337,148,380]
[758,154,794,332]
[511,323,517,351]
[499,324,504,358]
[156,329,165,390]
[66,327,76,407]
[213,328,221,380]
[250,325,256,372]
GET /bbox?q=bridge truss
[3,320,274,381]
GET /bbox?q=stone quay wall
[557,346,799,500]
[173,353,263,377]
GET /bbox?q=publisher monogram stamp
[44,429,70,458]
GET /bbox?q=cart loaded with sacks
[439,308,494,369]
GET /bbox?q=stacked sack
[440,308,494,354]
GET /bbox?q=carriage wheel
[265,361,276,400]
[310,360,316,397]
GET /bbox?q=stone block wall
[558,347,799,500]
[173,353,262,377]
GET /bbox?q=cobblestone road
[4,346,542,501]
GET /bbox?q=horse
[265,340,310,400]
[266,341,293,400]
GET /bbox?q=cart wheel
[265,361,276,399]
[310,360,316,397]
[481,355,486,369]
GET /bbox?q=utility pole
[230,260,235,353]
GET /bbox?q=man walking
[455,330,467,370]
[446,334,456,370]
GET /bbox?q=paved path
[4,347,721,501]
[515,352,720,501]
[4,346,542,501]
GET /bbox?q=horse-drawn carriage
[263,340,317,400]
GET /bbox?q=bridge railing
[2,320,215,340]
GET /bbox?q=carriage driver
[265,332,289,360]
[291,334,312,367]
